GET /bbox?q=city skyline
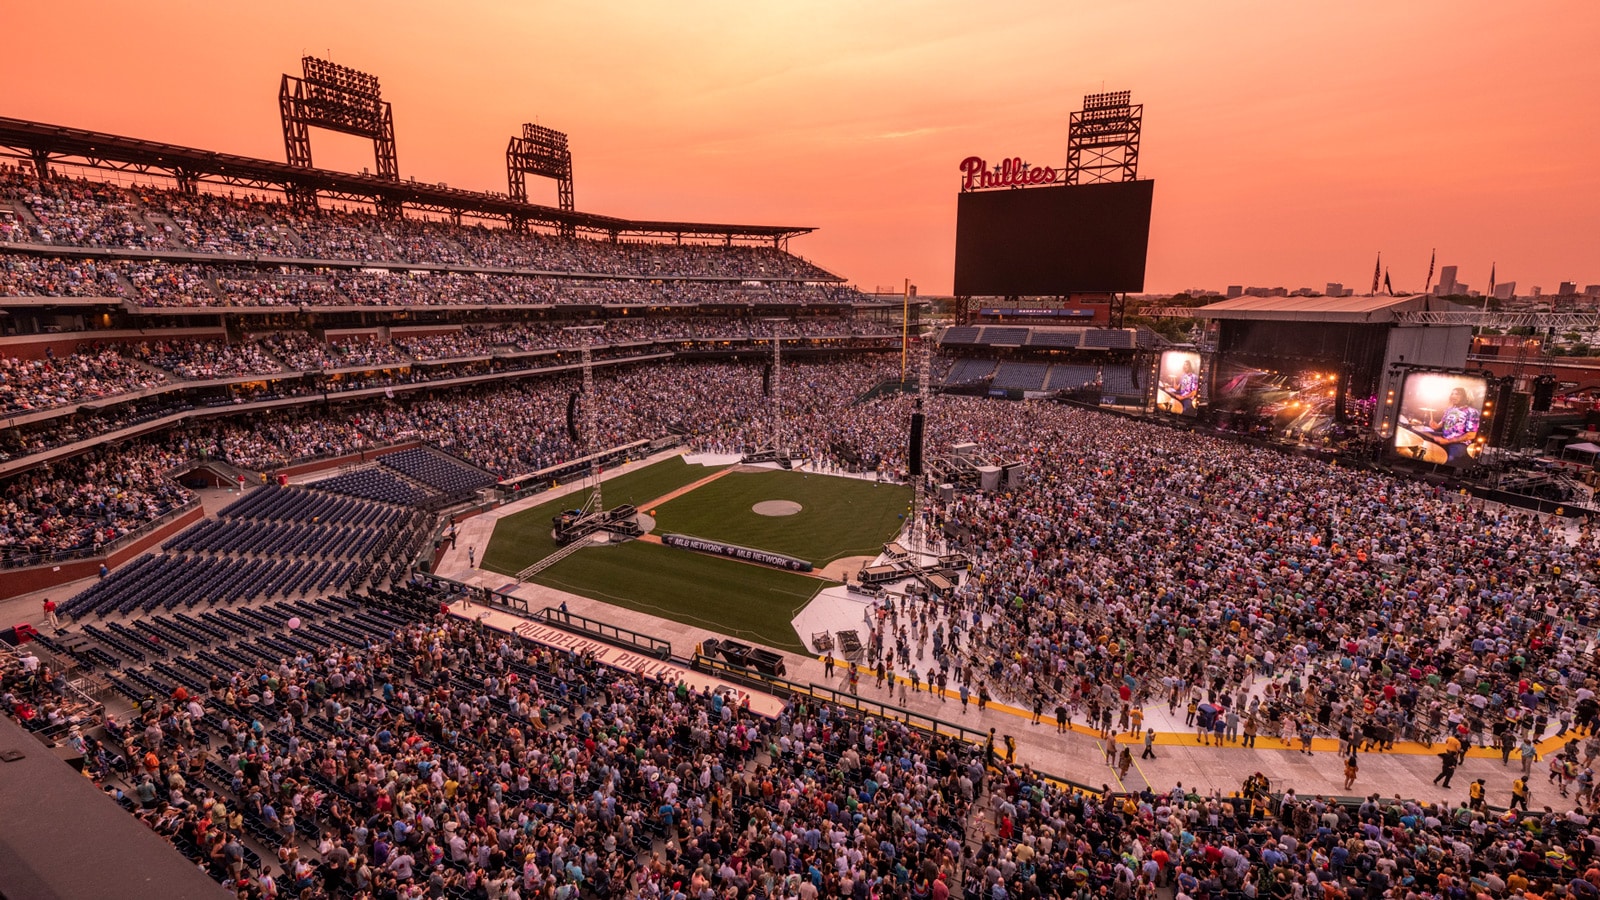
[3,0,1596,294]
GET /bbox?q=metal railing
[419,570,1104,797]
[416,571,531,614]
[536,607,671,660]
[690,653,1104,797]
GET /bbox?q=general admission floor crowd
[10,351,1600,898]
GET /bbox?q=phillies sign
[960,156,1059,191]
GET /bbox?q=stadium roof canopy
[1160,294,1466,324]
[0,116,816,246]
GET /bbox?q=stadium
[1,40,1598,900]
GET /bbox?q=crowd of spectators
[14,347,1600,897]
[0,254,123,296]
[796,395,1600,763]
[392,317,893,361]
[0,165,166,248]
[0,257,868,307]
[214,272,345,308]
[210,415,380,471]
[0,442,194,564]
[28,357,1600,769]
[86,607,991,899]
[0,167,840,280]
[0,205,24,243]
[0,346,166,415]
[122,261,218,306]
[261,333,411,372]
[0,323,897,470]
[128,338,281,380]
[2,645,98,736]
[33,590,1600,900]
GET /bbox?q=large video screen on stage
[953,180,1154,296]
[1213,362,1343,440]
[1392,372,1487,466]
[1155,350,1202,416]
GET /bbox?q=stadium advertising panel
[1392,372,1487,466]
[953,180,1154,296]
[1155,350,1202,416]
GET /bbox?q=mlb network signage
[661,533,814,572]
[960,156,1060,191]
[980,308,1096,318]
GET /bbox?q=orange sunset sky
[4,1,1597,295]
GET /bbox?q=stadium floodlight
[1065,90,1142,185]
[507,122,575,234]
[280,56,399,210]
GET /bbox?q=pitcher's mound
[752,500,803,517]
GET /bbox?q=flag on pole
[1371,253,1382,295]
[1383,269,1393,296]
[1424,249,1435,293]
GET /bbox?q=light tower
[278,56,399,213]
[506,123,575,235]
[562,324,605,515]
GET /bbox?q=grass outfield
[531,540,819,652]
[649,469,912,565]
[481,456,723,576]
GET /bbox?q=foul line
[640,467,735,511]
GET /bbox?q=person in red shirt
[41,597,58,631]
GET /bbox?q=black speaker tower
[1532,375,1556,413]
[908,412,925,476]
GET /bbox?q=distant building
[1326,282,1343,297]
[1560,281,1578,296]
[1587,285,1600,298]
[1226,285,1243,299]
[1532,286,1542,298]
[1434,265,1460,297]
[1493,281,1516,300]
